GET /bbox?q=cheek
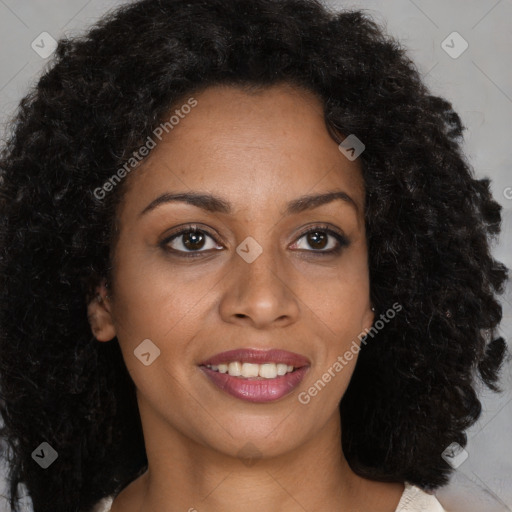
[112,278,205,357]
[108,250,224,384]
[295,252,371,335]
[110,243,211,331]
[298,271,368,403]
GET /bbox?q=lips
[198,348,310,368]
[198,348,310,403]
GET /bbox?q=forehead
[118,83,365,220]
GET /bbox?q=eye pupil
[183,231,205,250]
[307,231,327,250]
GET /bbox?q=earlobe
[362,305,375,333]
[87,281,116,342]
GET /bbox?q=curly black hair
[0,0,508,510]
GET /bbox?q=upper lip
[199,348,310,368]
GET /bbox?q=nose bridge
[220,233,299,326]
[236,233,286,298]
[239,236,281,289]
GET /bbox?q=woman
[0,1,508,511]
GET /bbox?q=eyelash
[159,224,349,258]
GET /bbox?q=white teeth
[242,362,260,378]
[276,363,288,376]
[259,363,277,379]
[206,361,297,378]
[228,362,242,376]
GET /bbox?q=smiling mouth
[198,348,310,401]
[203,361,299,379]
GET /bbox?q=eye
[291,225,349,255]
[160,223,349,258]
[160,225,223,257]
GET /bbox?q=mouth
[203,361,298,379]
[198,348,310,403]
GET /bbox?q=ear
[361,304,375,333]
[87,280,116,342]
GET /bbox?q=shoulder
[89,495,114,512]
[395,482,446,512]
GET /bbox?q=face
[88,82,374,460]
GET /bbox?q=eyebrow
[138,190,358,218]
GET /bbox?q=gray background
[0,0,511,510]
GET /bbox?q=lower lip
[199,366,309,403]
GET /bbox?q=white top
[91,482,446,512]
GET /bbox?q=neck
[111,397,403,512]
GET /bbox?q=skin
[87,82,405,512]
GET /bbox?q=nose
[218,241,300,329]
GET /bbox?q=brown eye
[292,225,349,255]
[182,231,206,250]
[161,227,223,256]
[305,231,328,250]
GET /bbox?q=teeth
[259,363,277,379]
[228,362,242,376]
[242,362,260,378]
[277,363,288,376]
[206,362,297,379]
